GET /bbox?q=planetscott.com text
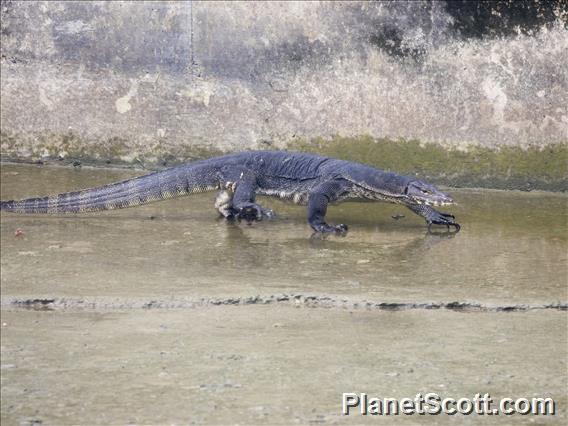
[342,393,555,416]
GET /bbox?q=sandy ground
[2,308,566,425]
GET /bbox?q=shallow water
[1,163,567,425]
[1,163,566,305]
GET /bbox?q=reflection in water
[1,163,567,305]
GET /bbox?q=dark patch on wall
[1,1,193,74]
[3,1,564,76]
[362,1,444,60]
[362,0,567,59]
[192,8,334,81]
[51,2,192,74]
[445,0,567,40]
[368,26,426,59]
[0,0,15,37]
[245,37,333,82]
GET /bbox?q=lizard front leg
[307,181,349,234]
[407,204,460,232]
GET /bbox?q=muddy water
[1,163,566,305]
[1,163,567,425]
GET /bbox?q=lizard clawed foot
[311,223,349,236]
[220,205,275,223]
[235,202,264,223]
[409,204,460,233]
[427,211,460,233]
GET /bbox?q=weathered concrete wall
[1,1,567,189]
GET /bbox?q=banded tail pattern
[0,164,219,214]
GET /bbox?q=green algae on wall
[291,136,567,192]
[2,130,566,191]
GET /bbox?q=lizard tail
[0,164,219,214]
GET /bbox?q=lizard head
[404,180,454,207]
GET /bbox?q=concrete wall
[1,1,567,189]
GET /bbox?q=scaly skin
[1,151,460,233]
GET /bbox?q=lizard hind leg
[214,190,275,221]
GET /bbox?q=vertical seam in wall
[190,0,195,80]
